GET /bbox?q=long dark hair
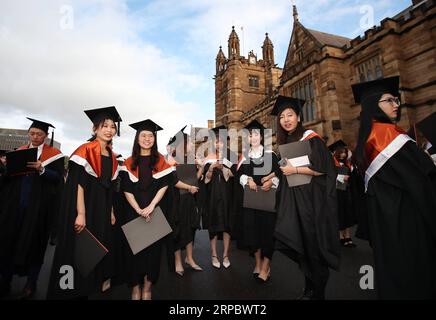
[354,92,402,171]
[88,115,118,149]
[131,130,160,171]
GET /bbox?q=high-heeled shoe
[253,267,260,279]
[222,256,231,269]
[175,267,184,276]
[257,269,271,283]
[101,279,111,292]
[211,255,221,269]
[185,258,203,271]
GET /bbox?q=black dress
[173,169,200,251]
[119,156,169,286]
[365,141,436,299]
[335,162,355,231]
[47,143,117,299]
[202,161,231,238]
[0,145,64,281]
[275,135,340,294]
[238,149,279,259]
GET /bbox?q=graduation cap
[168,125,187,146]
[352,76,400,104]
[27,117,56,147]
[84,106,122,137]
[0,149,8,156]
[244,119,265,130]
[416,112,436,146]
[209,124,226,137]
[129,119,163,133]
[211,125,227,134]
[328,140,347,153]
[270,95,306,119]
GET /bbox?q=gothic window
[249,75,259,88]
[289,75,316,123]
[356,55,383,82]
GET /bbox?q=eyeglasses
[379,97,401,106]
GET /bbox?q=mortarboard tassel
[118,120,121,137]
[50,130,54,147]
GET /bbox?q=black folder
[176,164,198,195]
[278,140,312,187]
[5,148,38,176]
[121,206,172,255]
[243,186,276,212]
[336,166,350,191]
[74,228,108,278]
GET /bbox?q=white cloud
[0,0,211,156]
[0,0,411,157]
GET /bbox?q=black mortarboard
[168,125,187,146]
[27,117,56,146]
[129,119,163,133]
[209,125,228,141]
[328,140,347,152]
[352,76,400,104]
[416,112,436,146]
[84,106,122,136]
[270,95,306,117]
[0,149,8,156]
[211,125,227,134]
[244,119,265,130]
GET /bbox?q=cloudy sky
[0,0,411,156]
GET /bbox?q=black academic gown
[172,168,200,251]
[349,163,368,240]
[238,149,279,259]
[0,144,64,277]
[119,156,170,286]
[202,160,232,238]
[365,141,436,299]
[47,142,118,299]
[274,135,340,284]
[227,150,244,247]
[0,162,6,189]
[335,161,355,231]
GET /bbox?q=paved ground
[6,228,376,300]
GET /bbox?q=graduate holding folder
[0,118,64,299]
[272,96,339,300]
[165,126,202,277]
[118,119,171,300]
[238,119,280,282]
[328,140,356,248]
[202,125,235,270]
[47,107,121,299]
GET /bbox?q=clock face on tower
[249,56,256,64]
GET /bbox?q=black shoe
[256,270,271,283]
[296,288,314,300]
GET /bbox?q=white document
[337,174,346,183]
[288,155,310,167]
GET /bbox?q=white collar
[249,145,263,159]
[30,143,44,159]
